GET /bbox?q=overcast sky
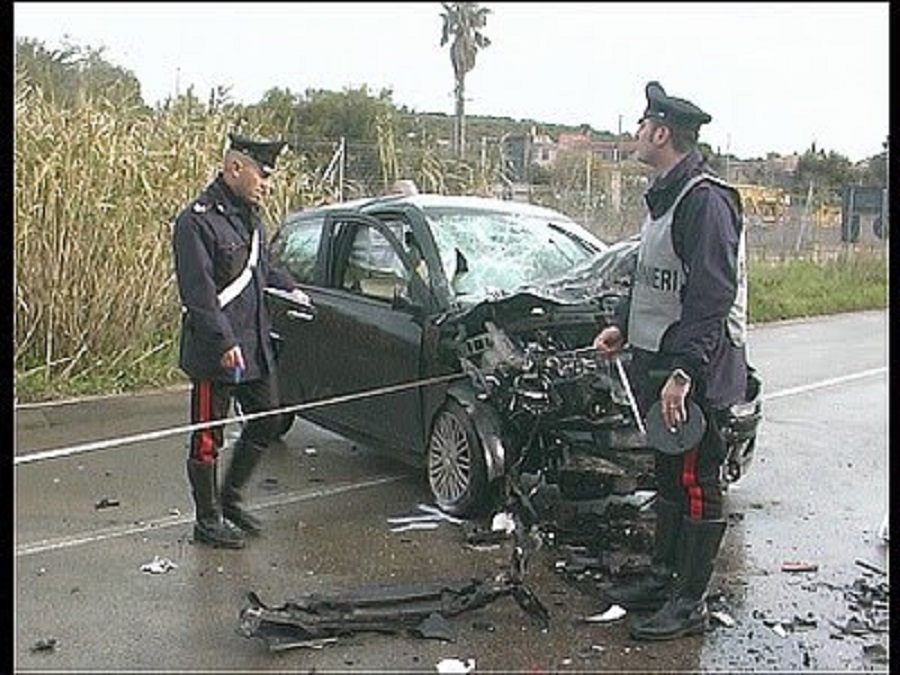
[13,2,889,162]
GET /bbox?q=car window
[378,216,431,285]
[421,207,601,299]
[341,224,410,301]
[270,214,323,284]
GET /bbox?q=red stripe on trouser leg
[680,447,704,520]
[195,380,216,464]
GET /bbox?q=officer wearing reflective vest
[172,133,312,549]
[593,82,750,640]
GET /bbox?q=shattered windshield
[422,207,602,301]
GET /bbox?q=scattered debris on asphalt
[30,638,57,653]
[239,534,548,650]
[410,612,454,641]
[417,503,466,525]
[584,604,626,623]
[390,521,440,533]
[491,511,516,534]
[764,620,789,638]
[140,556,178,574]
[387,503,468,534]
[462,521,509,549]
[863,642,888,664]
[435,657,476,673]
[711,610,736,627]
[877,511,889,543]
[854,558,886,576]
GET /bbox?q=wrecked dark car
[265,194,759,517]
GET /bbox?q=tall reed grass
[14,76,313,401]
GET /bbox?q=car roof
[373,193,598,223]
[282,193,607,249]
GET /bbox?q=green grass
[748,252,887,323]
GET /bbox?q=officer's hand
[289,288,313,307]
[221,345,245,371]
[659,372,691,431]
[592,326,623,357]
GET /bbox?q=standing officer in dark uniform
[173,133,311,549]
[593,82,750,640]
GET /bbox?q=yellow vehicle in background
[734,184,790,225]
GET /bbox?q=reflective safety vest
[628,173,747,352]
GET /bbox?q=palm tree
[440,2,491,160]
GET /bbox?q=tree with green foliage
[16,37,144,107]
[440,2,491,160]
[794,146,855,203]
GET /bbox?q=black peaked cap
[640,81,712,132]
[228,133,286,175]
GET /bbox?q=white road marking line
[15,476,404,557]
[761,367,886,402]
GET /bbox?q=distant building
[556,132,638,163]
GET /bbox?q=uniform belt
[217,229,260,308]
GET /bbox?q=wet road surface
[14,310,889,672]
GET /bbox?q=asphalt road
[14,310,889,673]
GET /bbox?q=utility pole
[584,148,592,226]
[725,133,731,183]
[615,114,622,163]
[881,135,888,246]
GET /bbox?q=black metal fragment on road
[30,638,57,653]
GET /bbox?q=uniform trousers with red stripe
[654,408,727,521]
[188,372,282,464]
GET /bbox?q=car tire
[427,399,488,517]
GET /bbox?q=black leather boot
[629,517,727,641]
[187,459,245,549]
[221,439,264,535]
[606,497,681,610]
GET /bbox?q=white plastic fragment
[585,604,627,623]
[770,622,788,638]
[140,556,178,574]
[491,511,516,534]
[436,657,475,673]
[711,610,736,627]
[417,503,465,524]
[878,511,889,542]
[390,521,441,533]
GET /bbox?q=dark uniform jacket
[172,175,296,382]
[621,149,748,410]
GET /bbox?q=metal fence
[309,137,888,261]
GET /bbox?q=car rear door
[268,211,428,458]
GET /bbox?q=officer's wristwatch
[670,368,692,387]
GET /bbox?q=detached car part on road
[265,194,760,516]
[239,539,549,650]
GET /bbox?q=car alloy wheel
[427,400,486,517]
